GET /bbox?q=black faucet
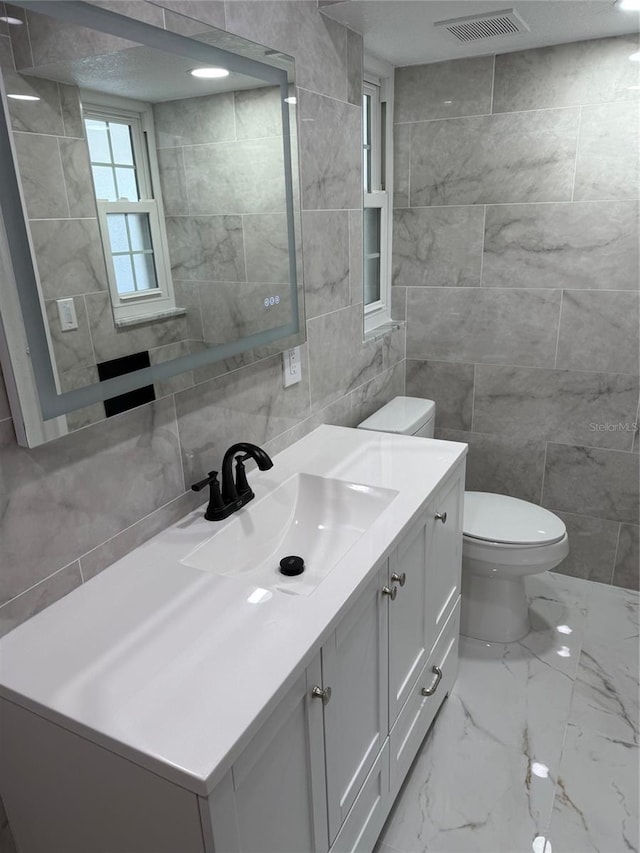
[191,442,273,521]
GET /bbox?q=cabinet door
[322,567,388,844]
[387,515,429,726]
[424,465,464,655]
[207,654,328,853]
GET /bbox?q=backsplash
[394,35,639,590]
[0,0,405,639]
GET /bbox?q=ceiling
[320,1,640,66]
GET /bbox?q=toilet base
[461,571,530,643]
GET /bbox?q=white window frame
[363,59,394,336]
[82,91,176,325]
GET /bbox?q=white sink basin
[182,473,398,595]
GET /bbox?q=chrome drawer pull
[435,511,447,524]
[421,666,443,697]
[391,572,406,587]
[311,685,331,705]
[382,585,398,601]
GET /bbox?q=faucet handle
[191,471,229,521]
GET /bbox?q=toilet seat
[463,492,566,547]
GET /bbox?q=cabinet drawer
[330,741,390,853]
[389,598,460,799]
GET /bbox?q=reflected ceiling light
[7,93,40,101]
[557,645,571,658]
[630,50,640,61]
[284,96,297,104]
[532,837,552,853]
[556,624,572,634]
[618,0,640,9]
[531,761,550,779]
[0,15,23,25]
[190,67,229,79]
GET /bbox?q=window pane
[85,119,111,163]
[107,214,130,253]
[109,121,134,166]
[91,165,117,201]
[364,207,380,257]
[127,213,153,252]
[132,253,158,292]
[112,254,136,294]
[364,256,380,305]
[115,167,139,201]
[363,93,371,193]
[364,207,381,307]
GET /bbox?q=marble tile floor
[376,572,639,853]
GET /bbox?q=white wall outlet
[56,298,78,332]
[283,346,302,387]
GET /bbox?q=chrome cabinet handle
[382,585,398,601]
[434,511,447,524]
[421,666,443,697]
[391,572,406,587]
[311,685,331,705]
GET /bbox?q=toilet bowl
[357,397,570,644]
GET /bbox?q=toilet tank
[357,396,436,438]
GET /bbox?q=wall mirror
[0,0,304,447]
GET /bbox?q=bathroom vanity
[0,426,466,853]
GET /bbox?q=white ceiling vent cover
[435,8,530,43]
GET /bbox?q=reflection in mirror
[0,1,303,445]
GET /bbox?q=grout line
[56,137,72,219]
[570,106,583,203]
[470,362,477,432]
[489,54,496,115]
[553,290,564,369]
[610,523,623,585]
[478,204,487,286]
[539,441,549,505]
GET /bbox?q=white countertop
[0,426,466,797]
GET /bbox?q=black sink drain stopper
[279,555,305,576]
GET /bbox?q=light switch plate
[56,298,78,332]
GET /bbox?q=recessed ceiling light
[190,67,229,79]
[7,94,40,101]
[0,15,24,25]
[618,0,640,10]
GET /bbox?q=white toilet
[357,396,569,643]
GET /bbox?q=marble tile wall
[397,34,640,590]
[0,1,402,644]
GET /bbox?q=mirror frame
[0,0,303,445]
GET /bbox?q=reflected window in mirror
[83,94,176,325]
[363,76,391,333]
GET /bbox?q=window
[83,94,175,324]
[362,75,391,333]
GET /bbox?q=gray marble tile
[302,209,350,319]
[175,352,310,484]
[59,83,84,138]
[5,5,31,70]
[62,366,105,432]
[406,360,473,431]
[552,511,619,585]
[349,209,363,306]
[155,0,225,33]
[482,200,640,291]
[157,147,189,216]
[0,368,11,421]
[410,108,579,206]
[436,428,546,503]
[0,562,83,639]
[0,397,183,605]
[88,1,165,27]
[173,281,203,342]
[154,92,235,149]
[350,362,405,429]
[395,55,494,123]
[243,213,289,284]
[149,340,194,398]
[473,365,639,451]
[307,304,384,411]
[188,339,253,385]
[13,132,68,219]
[493,35,640,113]
[234,86,282,141]
[298,88,361,211]
[29,218,107,299]
[406,288,561,367]
[165,215,246,282]
[199,280,291,345]
[5,75,64,136]
[346,27,362,107]
[45,296,94,376]
[61,143,96,225]
[556,290,639,375]
[184,137,286,215]
[542,443,639,524]
[390,286,406,323]
[393,123,410,209]
[546,724,638,853]
[574,101,640,201]
[393,206,484,287]
[85,292,188,363]
[614,524,640,591]
[225,0,348,103]
[80,490,202,582]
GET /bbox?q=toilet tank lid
[464,492,566,546]
[358,397,435,434]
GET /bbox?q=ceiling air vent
[434,8,530,43]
